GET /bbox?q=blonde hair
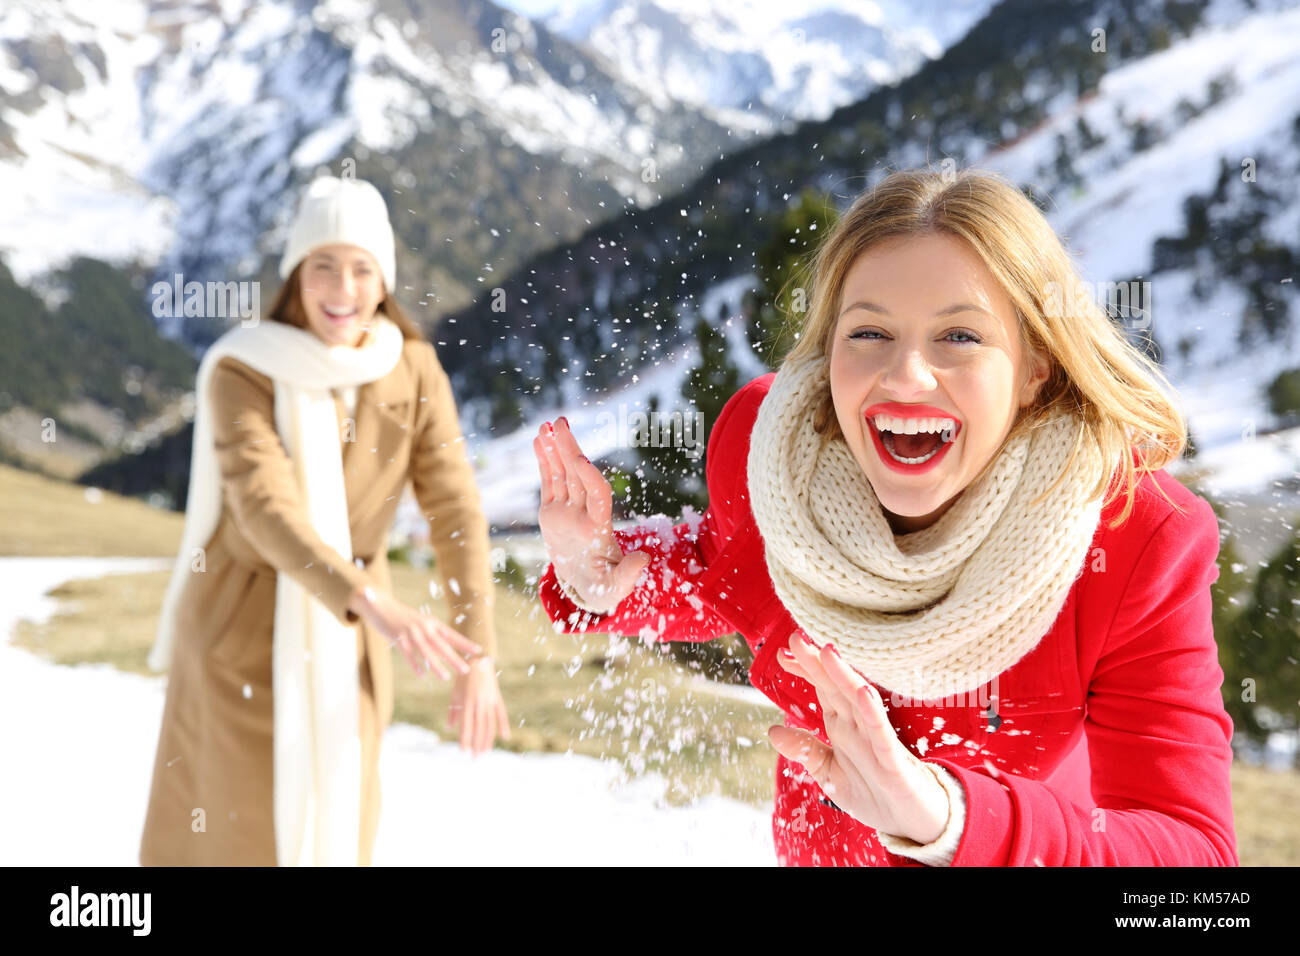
[782,165,1188,529]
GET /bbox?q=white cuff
[554,571,612,615]
[876,763,967,867]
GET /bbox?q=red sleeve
[537,513,735,641]
[536,377,769,642]
[924,493,1238,866]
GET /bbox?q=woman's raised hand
[533,416,649,614]
[769,633,952,846]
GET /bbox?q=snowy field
[0,556,775,866]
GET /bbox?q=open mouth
[867,412,961,467]
[323,305,358,321]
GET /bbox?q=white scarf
[746,356,1109,703]
[149,315,404,866]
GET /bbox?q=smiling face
[298,243,385,348]
[828,231,1051,535]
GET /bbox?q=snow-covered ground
[0,557,775,865]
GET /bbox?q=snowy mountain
[0,0,1001,314]
[542,0,997,126]
[0,0,738,319]
[6,0,1300,529]
[0,0,1013,477]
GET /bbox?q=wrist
[348,584,378,619]
[554,569,614,614]
[458,652,496,682]
[913,763,958,843]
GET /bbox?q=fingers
[434,620,483,659]
[613,550,651,595]
[413,629,452,680]
[852,682,911,779]
[402,621,454,681]
[394,635,421,676]
[818,641,873,732]
[497,695,511,741]
[477,696,492,754]
[537,418,586,507]
[533,433,557,506]
[780,634,856,725]
[457,688,499,757]
[550,418,586,508]
[811,643,905,771]
[777,651,870,782]
[427,626,473,678]
[768,724,829,776]
[535,424,567,505]
[768,724,848,798]
[553,417,611,522]
[811,652,911,786]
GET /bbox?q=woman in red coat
[533,167,1237,866]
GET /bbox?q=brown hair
[266,261,426,344]
[782,165,1188,529]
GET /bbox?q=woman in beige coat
[140,177,507,866]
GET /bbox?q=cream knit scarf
[746,356,1108,704]
[149,315,404,866]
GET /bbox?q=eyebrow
[310,253,372,265]
[838,301,993,320]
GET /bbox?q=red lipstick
[863,403,962,476]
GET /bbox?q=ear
[1019,343,1053,409]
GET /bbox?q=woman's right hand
[349,586,482,679]
[533,416,650,614]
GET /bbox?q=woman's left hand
[768,632,950,845]
[448,656,511,757]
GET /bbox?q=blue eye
[847,329,982,344]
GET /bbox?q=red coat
[538,373,1238,866]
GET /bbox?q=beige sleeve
[875,763,968,866]
[408,343,497,656]
[210,356,374,625]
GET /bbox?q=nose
[879,345,937,396]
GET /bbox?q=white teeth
[872,414,958,437]
[881,431,944,465]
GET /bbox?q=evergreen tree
[1230,526,1300,767]
[752,189,838,369]
[1266,368,1300,426]
[627,315,739,520]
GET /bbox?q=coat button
[986,704,1002,733]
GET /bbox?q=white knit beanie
[279,175,396,293]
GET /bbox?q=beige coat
[139,336,495,866]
